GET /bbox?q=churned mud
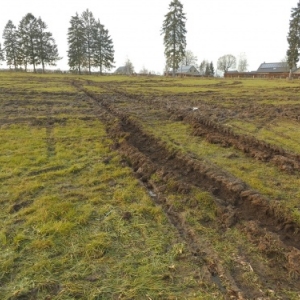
[72,80,300,299]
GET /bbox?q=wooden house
[225,62,300,78]
[176,65,200,76]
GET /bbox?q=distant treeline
[0,9,115,74]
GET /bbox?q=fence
[224,72,300,79]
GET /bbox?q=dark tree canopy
[209,61,215,76]
[0,43,4,62]
[68,13,86,74]
[81,9,96,74]
[2,14,60,72]
[2,20,19,69]
[67,9,115,74]
[93,20,115,74]
[287,2,300,76]
[199,60,214,76]
[18,13,39,72]
[36,17,61,72]
[162,0,187,76]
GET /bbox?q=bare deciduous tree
[139,66,149,75]
[217,54,236,73]
[124,58,134,75]
[180,50,197,67]
[237,53,248,72]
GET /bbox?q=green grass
[228,119,300,154]
[143,119,300,223]
[0,73,224,299]
[2,73,300,299]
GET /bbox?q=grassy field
[1,72,300,299]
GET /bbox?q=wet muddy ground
[1,76,300,299]
[72,78,300,299]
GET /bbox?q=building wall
[225,72,300,79]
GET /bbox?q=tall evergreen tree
[287,1,300,78]
[209,61,215,77]
[162,0,187,76]
[199,60,207,75]
[36,17,60,72]
[81,9,96,74]
[93,20,114,74]
[0,43,4,62]
[67,13,86,74]
[2,20,20,69]
[205,63,210,76]
[18,13,39,72]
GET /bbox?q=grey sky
[0,0,298,73]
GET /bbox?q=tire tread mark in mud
[72,80,300,298]
[71,80,300,250]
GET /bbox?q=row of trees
[182,52,247,75]
[1,14,60,72]
[67,9,114,74]
[1,1,298,76]
[0,1,249,76]
[161,0,248,76]
[0,9,115,74]
[199,60,215,76]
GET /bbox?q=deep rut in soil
[73,80,300,298]
[95,80,300,174]
[81,81,300,244]
[106,106,300,248]
[169,107,300,174]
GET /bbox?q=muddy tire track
[85,80,300,174]
[73,80,300,298]
[75,81,300,245]
[168,107,300,174]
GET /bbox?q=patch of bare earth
[72,80,300,299]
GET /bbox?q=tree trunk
[88,56,91,74]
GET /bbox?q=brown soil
[72,80,300,299]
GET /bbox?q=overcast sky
[0,0,298,73]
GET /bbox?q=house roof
[257,62,290,73]
[176,65,199,74]
[115,66,126,73]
